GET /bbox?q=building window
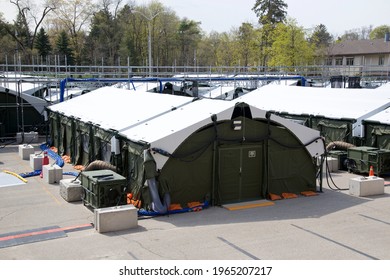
[325,58,332,66]
[379,56,385,65]
[346,57,354,66]
[335,58,343,65]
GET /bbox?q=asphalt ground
[1,141,390,261]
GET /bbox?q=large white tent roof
[48,86,324,168]
[48,87,195,132]
[238,84,390,137]
[239,84,390,119]
[365,108,390,124]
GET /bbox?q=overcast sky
[1,0,390,36]
[136,0,390,36]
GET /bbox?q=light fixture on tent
[232,120,242,131]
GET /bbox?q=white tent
[48,86,325,208]
[48,86,324,168]
[238,84,390,139]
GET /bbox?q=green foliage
[309,24,333,48]
[338,31,360,41]
[85,9,119,65]
[268,19,314,69]
[237,23,259,67]
[35,28,52,57]
[1,0,388,69]
[14,13,31,51]
[56,31,75,65]
[0,20,16,58]
[252,0,288,26]
[177,18,202,66]
[370,25,390,40]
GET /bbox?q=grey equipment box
[94,204,138,233]
[60,178,83,202]
[80,170,127,209]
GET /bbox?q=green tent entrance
[157,110,319,207]
[218,144,264,204]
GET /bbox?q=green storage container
[80,169,128,209]
[347,146,390,175]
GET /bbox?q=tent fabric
[363,108,390,149]
[240,84,390,120]
[364,124,390,150]
[238,84,390,144]
[47,86,324,210]
[156,114,317,206]
[315,120,350,144]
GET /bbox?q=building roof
[329,39,390,56]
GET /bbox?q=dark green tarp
[48,103,319,210]
[365,123,390,150]
[157,115,317,207]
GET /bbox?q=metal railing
[1,63,390,82]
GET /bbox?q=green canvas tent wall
[363,109,390,149]
[0,87,47,136]
[48,86,324,213]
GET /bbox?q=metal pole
[131,10,161,77]
[148,20,152,77]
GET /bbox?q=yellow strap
[3,170,28,183]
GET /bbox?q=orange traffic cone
[369,166,375,176]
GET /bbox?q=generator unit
[80,169,127,209]
[327,150,348,171]
[347,146,390,176]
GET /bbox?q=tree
[86,8,119,65]
[337,26,373,41]
[338,30,360,41]
[237,22,258,67]
[56,30,74,65]
[252,0,288,26]
[252,0,288,67]
[370,25,390,40]
[0,15,16,59]
[177,18,202,66]
[8,0,55,59]
[146,6,180,68]
[50,0,98,64]
[213,32,239,67]
[197,31,219,66]
[309,24,333,48]
[35,27,52,57]
[268,18,314,70]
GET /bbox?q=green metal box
[80,169,128,209]
[347,146,390,175]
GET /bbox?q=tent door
[218,145,263,204]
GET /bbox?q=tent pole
[212,139,217,206]
[211,114,218,206]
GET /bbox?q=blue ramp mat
[0,226,67,249]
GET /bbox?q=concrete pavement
[1,142,390,260]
